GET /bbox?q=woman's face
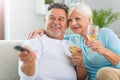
[68,9,91,36]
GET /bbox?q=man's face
[44,8,67,40]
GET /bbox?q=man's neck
[46,33,64,40]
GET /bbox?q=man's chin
[46,30,61,38]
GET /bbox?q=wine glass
[68,35,81,66]
[69,35,80,54]
[87,24,99,53]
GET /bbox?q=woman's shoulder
[99,27,119,41]
[100,27,113,32]
[100,27,115,35]
[64,34,82,40]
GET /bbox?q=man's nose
[53,19,59,24]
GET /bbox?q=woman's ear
[89,17,93,24]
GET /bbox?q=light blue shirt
[64,28,120,80]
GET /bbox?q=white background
[4,0,120,40]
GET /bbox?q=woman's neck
[81,33,89,45]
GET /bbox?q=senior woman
[66,2,120,80]
[27,2,120,80]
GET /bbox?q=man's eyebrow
[59,16,66,19]
[59,16,65,18]
[49,15,65,19]
[49,15,54,17]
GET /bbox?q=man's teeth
[52,26,60,29]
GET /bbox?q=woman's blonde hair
[68,2,93,23]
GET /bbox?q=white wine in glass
[87,35,98,41]
[68,35,81,66]
[87,24,99,53]
[69,36,80,53]
[87,25,99,41]
[69,46,79,53]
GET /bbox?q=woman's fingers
[27,28,45,39]
[27,30,36,39]
[88,40,106,54]
[37,29,45,36]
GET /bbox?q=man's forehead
[49,8,66,16]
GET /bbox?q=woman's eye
[68,19,72,22]
[75,18,81,21]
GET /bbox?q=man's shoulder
[23,34,43,46]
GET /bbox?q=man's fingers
[19,52,36,63]
[76,48,82,53]
[19,46,37,63]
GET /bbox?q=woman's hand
[87,40,106,55]
[27,28,45,39]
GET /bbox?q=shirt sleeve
[64,35,71,40]
[18,60,37,80]
[64,34,80,40]
[18,35,43,80]
[101,28,120,68]
[101,28,120,55]
[115,62,120,69]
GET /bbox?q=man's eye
[58,18,64,22]
[59,18,64,22]
[49,17,55,20]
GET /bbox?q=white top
[18,34,77,80]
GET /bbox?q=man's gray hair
[68,2,93,23]
[48,3,68,14]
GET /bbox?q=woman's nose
[71,20,77,26]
